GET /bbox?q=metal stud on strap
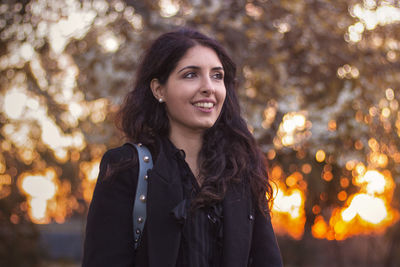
[125,142,153,250]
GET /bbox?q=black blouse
[167,139,223,267]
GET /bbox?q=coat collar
[150,137,182,183]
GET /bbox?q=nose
[201,76,215,95]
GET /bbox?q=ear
[150,78,165,101]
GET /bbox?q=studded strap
[125,142,153,250]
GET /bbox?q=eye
[212,72,224,80]
[183,72,197,79]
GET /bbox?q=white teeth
[194,102,214,108]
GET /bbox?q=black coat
[82,140,283,267]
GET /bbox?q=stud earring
[158,98,163,103]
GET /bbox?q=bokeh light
[1,0,400,265]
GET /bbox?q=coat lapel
[222,183,253,267]
[146,140,183,267]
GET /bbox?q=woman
[83,28,282,267]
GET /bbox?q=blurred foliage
[1,0,400,266]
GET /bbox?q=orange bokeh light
[311,169,398,240]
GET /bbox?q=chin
[203,122,219,130]
[194,121,216,131]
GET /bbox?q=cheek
[164,96,188,117]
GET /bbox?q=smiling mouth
[193,102,215,108]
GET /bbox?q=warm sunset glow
[47,5,96,54]
[262,102,278,129]
[353,3,400,30]
[271,179,306,240]
[315,150,326,162]
[276,112,309,148]
[19,169,57,224]
[341,194,387,224]
[80,159,101,203]
[159,0,180,17]
[337,64,359,79]
[311,169,398,240]
[97,31,121,53]
[348,2,400,42]
[0,173,12,199]
[312,215,329,239]
[275,189,303,219]
[358,170,386,194]
[3,90,27,119]
[0,2,399,262]
[17,167,79,224]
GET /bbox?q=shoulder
[96,144,140,184]
[101,144,138,164]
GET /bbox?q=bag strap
[125,142,153,250]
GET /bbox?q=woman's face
[153,45,227,137]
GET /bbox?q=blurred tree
[1,0,400,265]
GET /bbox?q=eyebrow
[177,65,224,73]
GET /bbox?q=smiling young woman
[151,45,226,135]
[150,45,227,181]
[82,28,283,267]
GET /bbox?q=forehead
[175,45,223,69]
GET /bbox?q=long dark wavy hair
[116,28,273,214]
